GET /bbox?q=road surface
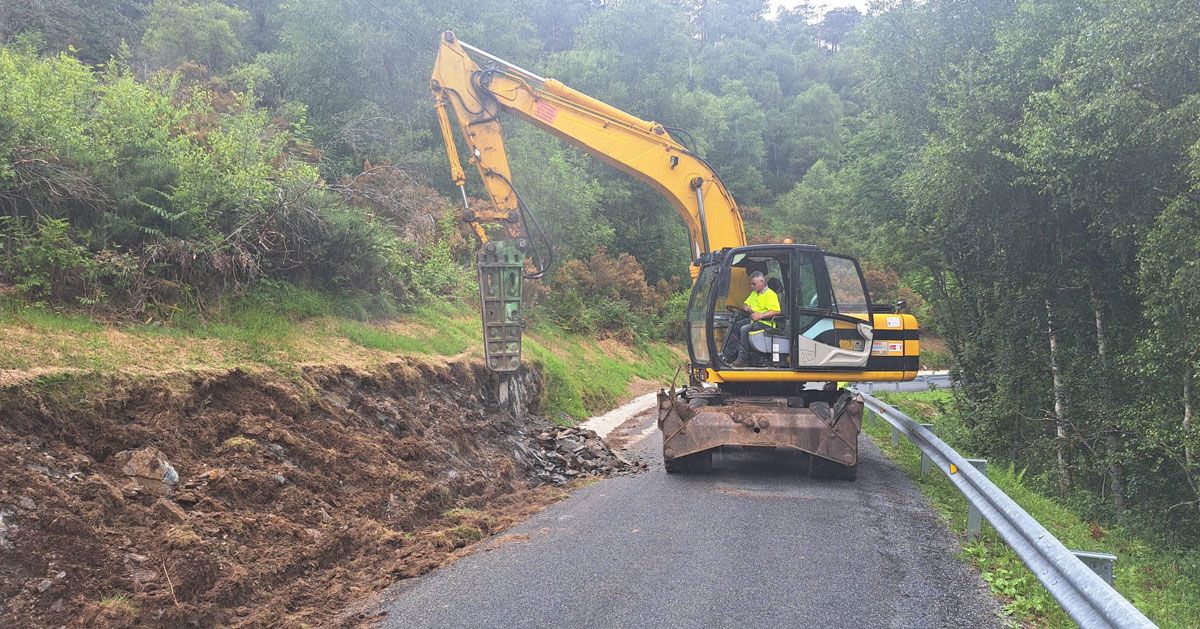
[367,393,1000,629]
[858,371,951,394]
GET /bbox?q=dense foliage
[2,0,1198,536]
[812,0,1200,535]
[0,46,458,314]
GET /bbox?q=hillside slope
[0,293,685,422]
[0,297,682,626]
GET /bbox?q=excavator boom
[431,31,745,264]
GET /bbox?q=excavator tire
[665,448,714,474]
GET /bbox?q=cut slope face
[0,359,624,627]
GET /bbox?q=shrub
[536,248,686,341]
[0,215,97,303]
[0,46,438,317]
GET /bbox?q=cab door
[791,253,874,369]
[685,263,720,368]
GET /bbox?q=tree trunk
[1091,288,1126,516]
[1047,298,1071,498]
[1185,364,1195,476]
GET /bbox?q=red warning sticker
[533,100,558,124]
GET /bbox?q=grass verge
[865,389,1200,628]
[524,324,682,424]
[0,286,683,421]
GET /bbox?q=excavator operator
[722,271,781,367]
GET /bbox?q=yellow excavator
[431,32,919,478]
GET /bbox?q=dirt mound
[0,359,616,627]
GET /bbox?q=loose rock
[154,498,187,522]
[517,426,644,484]
[115,448,179,495]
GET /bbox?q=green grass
[917,347,953,371]
[0,303,104,333]
[523,326,682,424]
[866,390,1200,628]
[338,301,477,356]
[339,320,463,355]
[97,592,137,615]
[1,284,682,423]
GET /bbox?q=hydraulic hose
[489,171,554,280]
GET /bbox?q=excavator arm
[432,31,747,372]
[431,31,746,265]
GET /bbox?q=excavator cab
[688,244,875,376]
[661,243,902,478]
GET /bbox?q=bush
[536,248,686,341]
[0,46,442,318]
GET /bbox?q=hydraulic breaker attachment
[478,240,524,371]
[657,390,865,477]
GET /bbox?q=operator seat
[749,276,791,357]
[766,276,784,299]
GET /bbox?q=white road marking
[578,391,658,439]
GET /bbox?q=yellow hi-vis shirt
[745,287,781,328]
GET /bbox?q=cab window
[725,253,787,310]
[687,265,717,363]
[824,255,869,320]
[795,253,819,309]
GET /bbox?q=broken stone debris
[115,447,179,495]
[515,426,645,485]
[153,497,187,522]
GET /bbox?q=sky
[769,0,874,16]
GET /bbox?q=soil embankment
[0,359,632,627]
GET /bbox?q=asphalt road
[368,404,1000,629]
[858,372,951,394]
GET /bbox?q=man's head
[749,271,767,293]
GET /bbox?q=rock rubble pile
[515,426,645,484]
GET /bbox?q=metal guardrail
[854,389,1157,629]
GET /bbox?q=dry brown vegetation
[0,360,570,627]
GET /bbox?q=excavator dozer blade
[657,391,864,474]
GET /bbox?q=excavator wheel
[664,448,714,474]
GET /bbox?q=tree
[141,0,251,71]
[816,7,862,51]
[1138,193,1200,510]
[503,121,615,256]
[0,0,150,64]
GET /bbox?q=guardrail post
[891,424,900,446]
[919,424,934,477]
[966,458,988,541]
[1071,550,1117,586]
